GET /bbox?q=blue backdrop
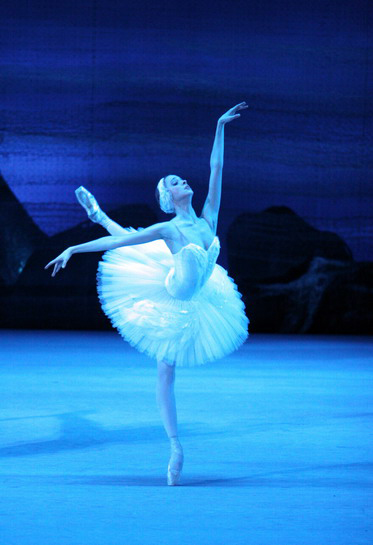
[1,0,372,267]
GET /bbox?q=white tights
[95,212,130,236]
[96,212,179,440]
[156,359,178,439]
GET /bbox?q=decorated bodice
[165,228,220,301]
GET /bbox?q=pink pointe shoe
[167,437,184,486]
[75,186,105,224]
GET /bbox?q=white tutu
[96,227,249,367]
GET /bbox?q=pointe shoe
[167,438,184,486]
[75,186,105,224]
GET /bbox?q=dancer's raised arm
[201,102,248,232]
[45,221,171,277]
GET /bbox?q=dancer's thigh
[157,358,176,379]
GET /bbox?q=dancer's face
[165,175,193,206]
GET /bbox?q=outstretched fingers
[52,262,62,277]
[44,259,55,270]
[232,101,248,112]
[45,258,62,277]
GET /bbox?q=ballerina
[45,102,250,485]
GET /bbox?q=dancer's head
[155,175,193,214]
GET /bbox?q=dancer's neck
[174,202,198,224]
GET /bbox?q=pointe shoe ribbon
[75,186,103,223]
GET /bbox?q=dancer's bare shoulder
[137,220,171,241]
[150,220,179,254]
[156,220,176,241]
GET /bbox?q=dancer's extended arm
[45,221,171,277]
[201,102,248,232]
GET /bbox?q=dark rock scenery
[1,175,372,334]
[0,174,45,286]
[227,207,373,334]
[0,174,158,330]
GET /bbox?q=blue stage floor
[1,330,372,545]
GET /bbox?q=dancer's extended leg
[156,358,184,485]
[96,213,129,236]
[75,186,129,235]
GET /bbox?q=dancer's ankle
[88,209,112,230]
[169,435,182,450]
[96,212,112,230]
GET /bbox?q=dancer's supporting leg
[156,358,184,485]
[156,359,177,437]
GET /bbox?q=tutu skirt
[96,229,249,367]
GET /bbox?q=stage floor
[1,330,372,545]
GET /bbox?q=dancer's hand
[218,102,248,125]
[44,248,73,277]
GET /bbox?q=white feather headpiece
[157,177,175,214]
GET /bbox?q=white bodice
[165,236,221,300]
